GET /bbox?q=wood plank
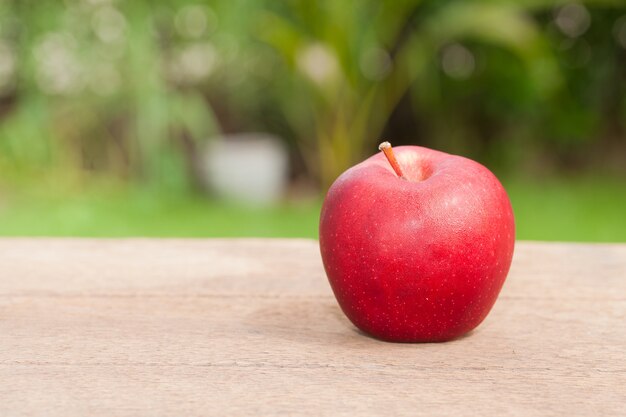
[1,239,625,416]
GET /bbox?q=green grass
[0,189,321,238]
[0,176,624,241]
[506,177,626,242]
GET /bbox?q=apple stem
[378,141,405,179]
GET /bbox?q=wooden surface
[1,239,625,416]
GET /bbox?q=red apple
[319,143,515,342]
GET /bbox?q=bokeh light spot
[441,43,475,80]
[554,3,591,38]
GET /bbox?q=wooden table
[1,239,625,416]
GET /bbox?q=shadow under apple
[245,299,370,346]
[246,297,478,346]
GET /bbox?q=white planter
[203,133,289,206]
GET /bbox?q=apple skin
[319,146,515,342]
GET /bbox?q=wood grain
[0,239,625,416]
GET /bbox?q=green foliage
[0,0,246,186]
[1,0,625,187]
[256,0,626,183]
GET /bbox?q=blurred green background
[0,0,625,241]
